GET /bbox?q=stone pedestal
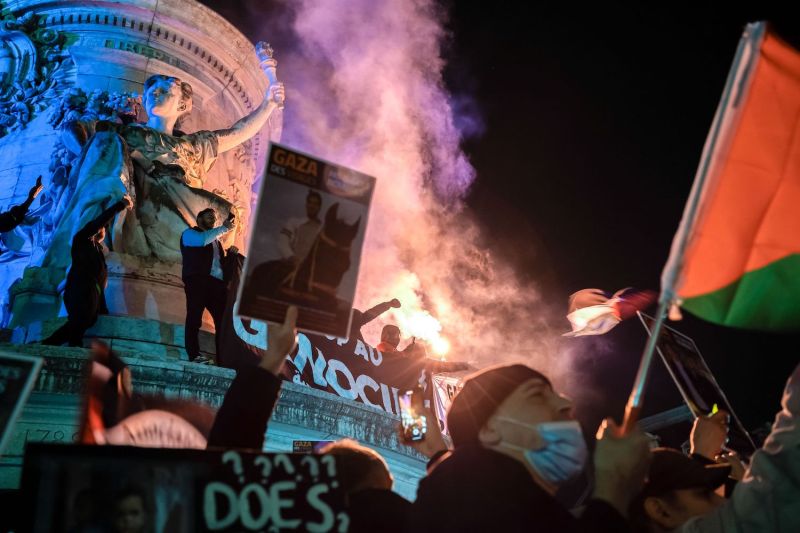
[0,342,427,500]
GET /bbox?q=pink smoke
[241,0,571,377]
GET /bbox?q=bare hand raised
[259,306,298,375]
[690,409,730,460]
[593,418,651,517]
[28,176,43,200]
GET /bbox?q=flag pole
[621,22,766,434]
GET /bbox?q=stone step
[7,314,218,362]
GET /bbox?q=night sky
[201,1,799,445]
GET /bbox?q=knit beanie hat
[447,363,551,447]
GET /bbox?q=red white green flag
[664,23,800,331]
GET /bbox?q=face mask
[496,419,588,486]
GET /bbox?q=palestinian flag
[664,23,800,331]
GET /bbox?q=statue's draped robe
[41,121,234,273]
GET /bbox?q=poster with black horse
[237,143,376,339]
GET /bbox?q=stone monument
[0,0,425,499]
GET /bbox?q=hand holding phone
[399,388,427,443]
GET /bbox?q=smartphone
[399,389,427,442]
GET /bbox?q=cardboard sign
[639,313,756,454]
[237,143,375,339]
[0,351,43,456]
[20,444,349,532]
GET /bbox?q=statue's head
[142,75,193,121]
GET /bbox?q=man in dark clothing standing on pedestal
[180,208,235,365]
[0,176,43,232]
[43,195,131,346]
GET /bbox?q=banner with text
[21,444,348,532]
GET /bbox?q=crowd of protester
[7,181,798,531]
[190,302,798,532]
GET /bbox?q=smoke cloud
[240,0,573,381]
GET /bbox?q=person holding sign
[630,363,800,533]
[42,196,132,346]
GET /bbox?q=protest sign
[20,443,348,532]
[431,374,462,434]
[639,312,756,454]
[0,351,43,456]
[293,440,333,453]
[237,143,375,339]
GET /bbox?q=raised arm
[181,223,233,247]
[681,363,800,532]
[0,176,43,232]
[73,197,130,242]
[361,299,402,325]
[214,42,285,154]
[207,307,297,450]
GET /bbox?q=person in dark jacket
[42,196,131,346]
[0,175,43,232]
[407,363,651,533]
[319,439,411,533]
[180,207,236,364]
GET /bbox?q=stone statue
[40,42,285,271]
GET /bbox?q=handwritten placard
[20,444,349,532]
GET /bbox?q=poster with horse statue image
[237,143,376,339]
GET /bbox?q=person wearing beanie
[407,363,651,532]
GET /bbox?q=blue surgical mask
[496,419,588,486]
